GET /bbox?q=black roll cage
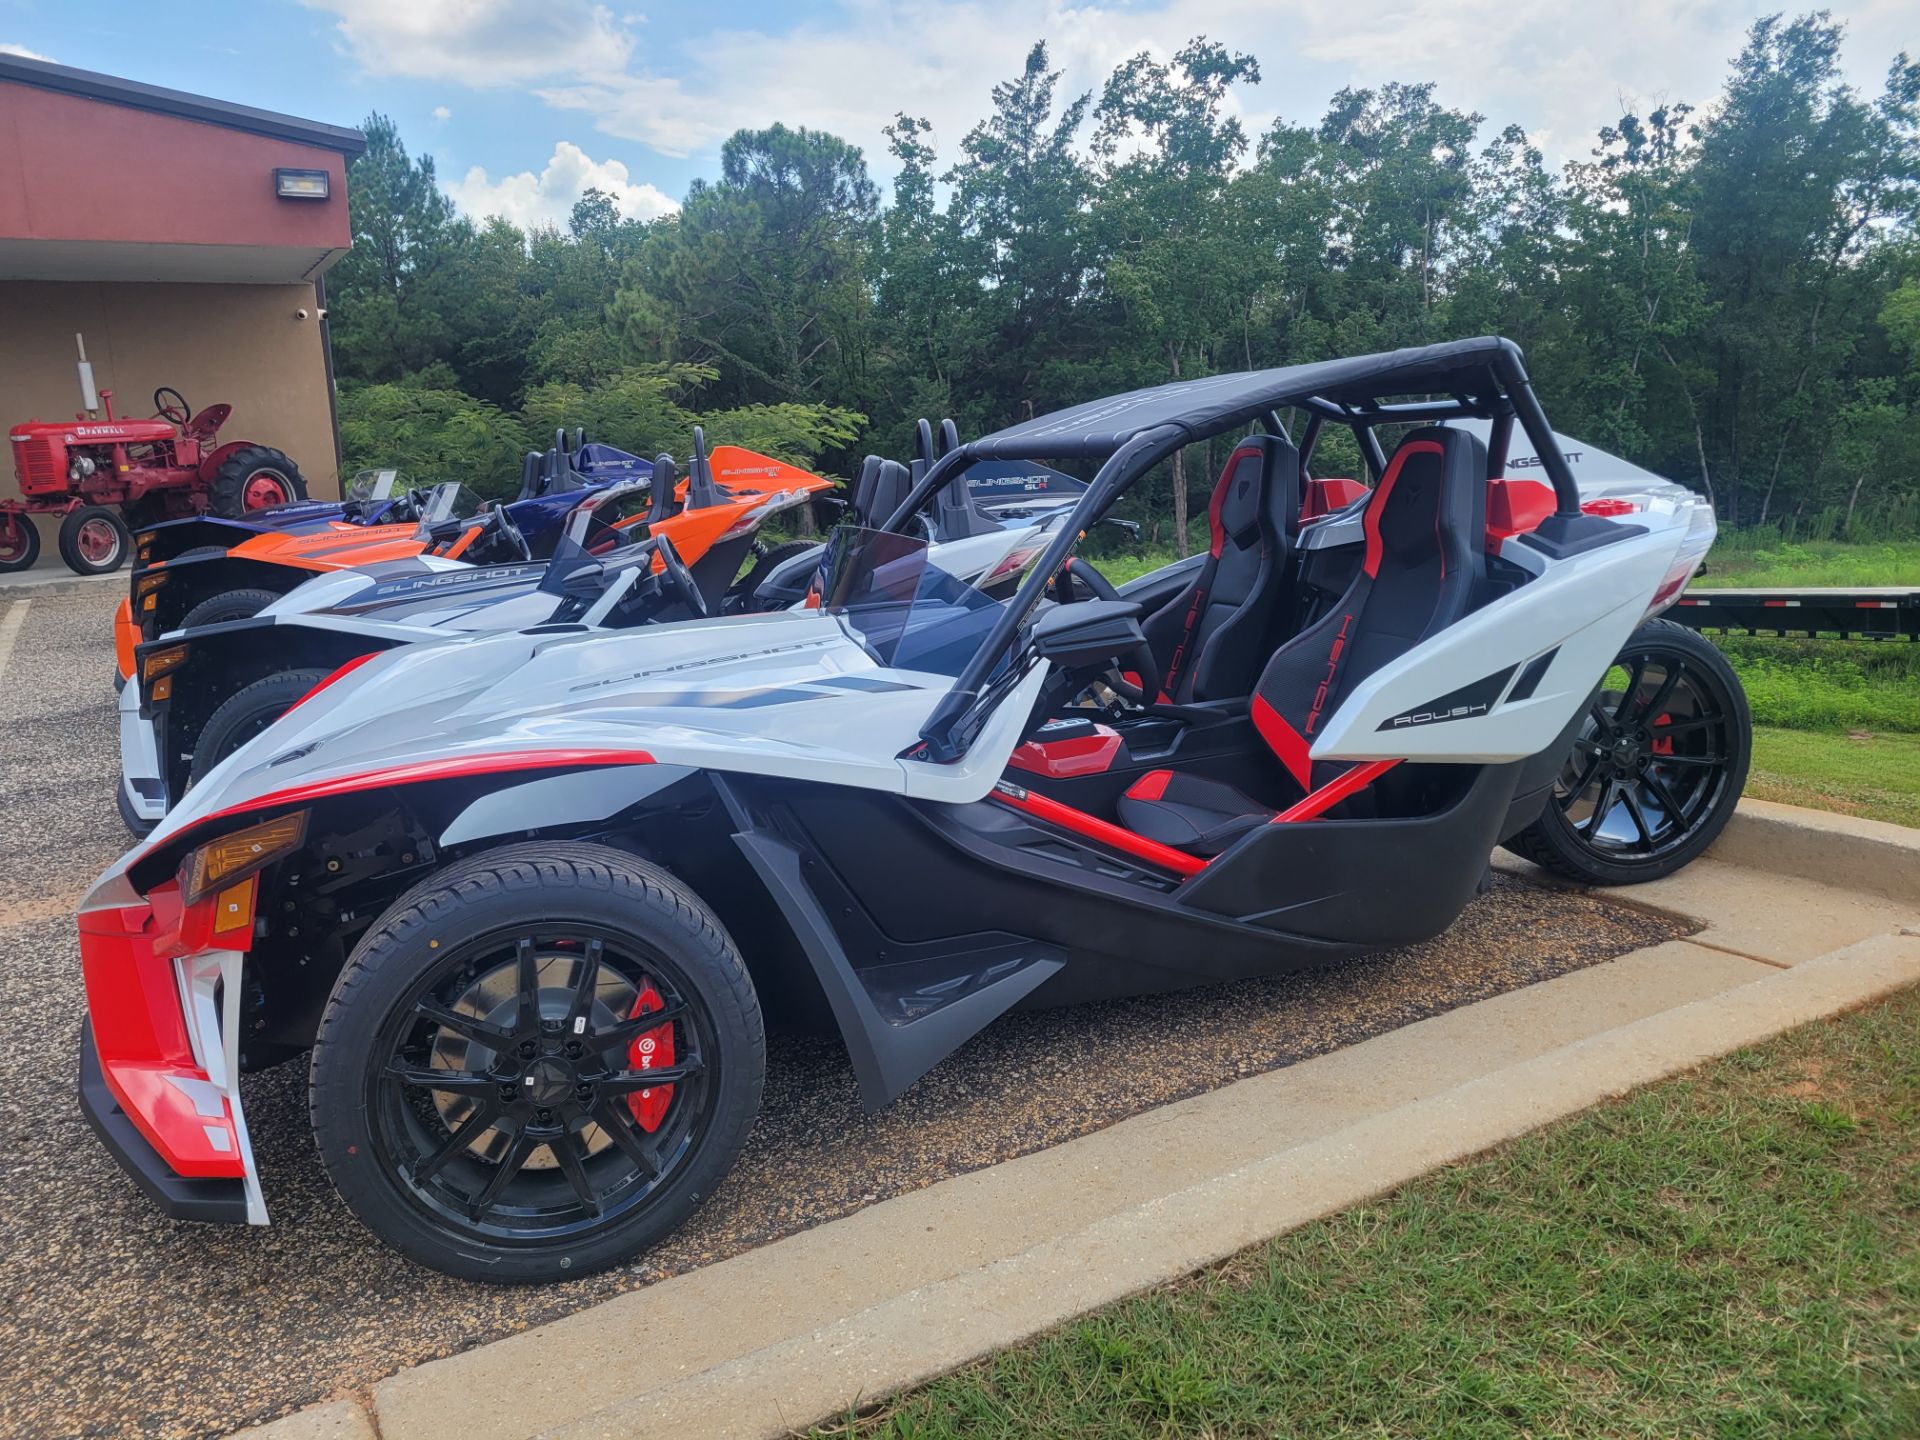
[880,338,1581,762]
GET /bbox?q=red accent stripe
[1271,760,1400,823]
[1764,600,1787,608]
[1362,439,1443,578]
[990,785,1205,877]
[287,651,382,712]
[1207,445,1261,559]
[192,750,658,830]
[1251,694,1313,790]
[1125,769,1172,801]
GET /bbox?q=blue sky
[3,1,1912,231]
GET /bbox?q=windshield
[819,525,1045,677]
[410,482,487,539]
[537,481,658,597]
[344,468,406,504]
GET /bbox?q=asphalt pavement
[0,585,1686,1439]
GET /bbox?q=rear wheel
[209,447,306,518]
[187,668,328,787]
[0,515,40,572]
[310,842,764,1282]
[1506,620,1750,885]
[180,587,284,630]
[58,506,131,575]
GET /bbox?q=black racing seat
[1140,434,1295,704]
[1117,426,1487,850]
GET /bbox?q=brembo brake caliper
[626,981,675,1132]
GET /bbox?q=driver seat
[1140,434,1295,703]
[1116,426,1488,854]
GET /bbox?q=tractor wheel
[0,515,41,573]
[210,447,307,518]
[58,506,132,575]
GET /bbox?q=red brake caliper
[1651,712,1674,755]
[625,981,675,1133]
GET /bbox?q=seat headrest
[1365,426,1486,578]
[850,456,885,523]
[865,460,912,527]
[1209,433,1297,552]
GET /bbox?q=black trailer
[1670,587,1920,641]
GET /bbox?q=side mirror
[1030,599,1144,671]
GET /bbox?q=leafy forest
[326,11,1920,554]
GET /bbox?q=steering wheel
[487,502,532,562]
[154,387,192,426]
[655,535,707,618]
[1048,557,1164,705]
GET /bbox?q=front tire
[1506,619,1750,885]
[187,668,328,788]
[0,515,41,572]
[309,842,765,1282]
[58,506,131,575]
[179,587,284,630]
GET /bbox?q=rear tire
[1505,619,1750,885]
[209,447,306,518]
[188,668,328,787]
[0,515,40,572]
[179,587,284,630]
[309,841,765,1282]
[58,506,131,575]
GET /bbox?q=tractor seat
[1115,772,1274,856]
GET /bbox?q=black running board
[729,829,1063,1109]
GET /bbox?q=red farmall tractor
[4,348,306,576]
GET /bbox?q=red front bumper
[77,887,263,1222]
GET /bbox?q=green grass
[820,987,1920,1439]
[1748,726,1920,828]
[1712,637,1920,735]
[1695,536,1920,590]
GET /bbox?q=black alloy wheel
[311,842,763,1281]
[1507,619,1751,885]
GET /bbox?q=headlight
[179,811,309,904]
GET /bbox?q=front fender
[440,763,699,846]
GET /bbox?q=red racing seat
[1118,426,1488,850]
[1140,434,1296,704]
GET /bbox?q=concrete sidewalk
[0,560,122,600]
[238,801,1920,1440]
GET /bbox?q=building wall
[0,79,350,251]
[0,279,340,504]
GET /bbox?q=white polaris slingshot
[76,338,1747,1281]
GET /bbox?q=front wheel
[188,668,328,788]
[58,506,131,575]
[309,842,765,1282]
[179,587,284,630]
[1506,619,1750,885]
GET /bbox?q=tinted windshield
[537,481,658,597]
[411,483,486,539]
[344,469,406,504]
[820,525,1041,677]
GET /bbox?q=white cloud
[446,140,677,229]
[527,0,1917,178]
[432,105,452,122]
[1,42,53,61]
[301,0,633,85]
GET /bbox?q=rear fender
[196,440,252,483]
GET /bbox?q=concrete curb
[1710,797,1920,908]
[550,934,1919,1440]
[230,802,1920,1440]
[0,567,121,601]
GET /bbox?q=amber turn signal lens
[180,811,309,904]
[149,675,172,702]
[212,878,257,935]
[135,572,168,598]
[142,644,189,681]
[141,594,157,612]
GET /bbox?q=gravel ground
[0,586,1686,1439]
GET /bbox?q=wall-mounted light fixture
[274,167,330,200]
